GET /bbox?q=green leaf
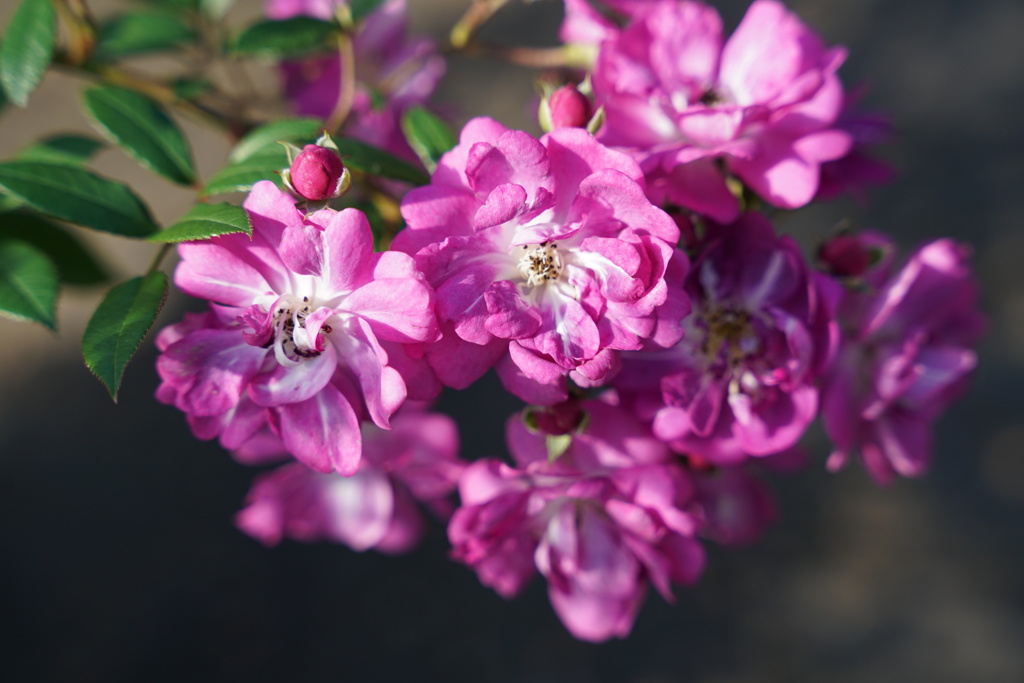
[0,193,24,212]
[0,161,158,237]
[204,147,287,196]
[334,136,429,185]
[83,86,197,185]
[0,210,108,285]
[0,237,58,328]
[82,271,168,400]
[96,11,197,59]
[350,0,387,22]
[0,0,56,107]
[150,202,251,242]
[229,118,322,163]
[401,107,455,173]
[233,17,339,58]
[17,134,105,166]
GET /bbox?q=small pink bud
[289,144,346,201]
[819,235,872,277]
[548,85,592,129]
[525,401,585,436]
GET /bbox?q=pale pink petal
[277,382,362,474]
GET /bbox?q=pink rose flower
[614,212,838,464]
[394,117,688,404]
[821,238,985,484]
[590,0,852,221]
[448,397,705,642]
[236,409,464,553]
[156,181,438,475]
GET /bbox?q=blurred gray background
[1,0,1022,681]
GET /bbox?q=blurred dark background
[1,0,1023,681]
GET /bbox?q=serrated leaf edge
[83,272,168,401]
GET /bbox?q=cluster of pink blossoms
[155,0,983,642]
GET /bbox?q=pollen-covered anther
[517,242,564,287]
[700,307,757,366]
[272,297,322,362]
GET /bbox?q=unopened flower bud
[540,85,593,131]
[818,234,872,277]
[288,144,347,202]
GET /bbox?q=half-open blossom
[236,409,464,553]
[821,238,984,484]
[394,117,688,404]
[590,0,852,221]
[449,398,704,642]
[156,181,438,475]
[615,212,837,464]
[268,0,445,163]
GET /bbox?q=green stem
[147,243,173,274]
[455,42,594,69]
[52,53,246,133]
[324,33,356,134]
[449,0,512,50]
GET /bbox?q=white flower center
[272,294,328,365]
[516,242,564,287]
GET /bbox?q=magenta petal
[876,412,932,479]
[277,383,362,474]
[343,277,437,342]
[646,0,723,94]
[497,347,568,405]
[321,208,375,292]
[651,159,740,224]
[730,144,821,209]
[157,329,268,416]
[175,243,275,307]
[248,341,338,407]
[720,0,821,105]
[474,183,528,230]
[242,180,301,248]
[279,223,324,277]
[484,280,542,339]
[731,384,818,456]
[433,117,510,190]
[426,324,506,389]
[335,319,407,429]
[320,468,395,551]
[394,185,479,255]
[219,398,269,450]
[436,263,499,344]
[468,130,550,198]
